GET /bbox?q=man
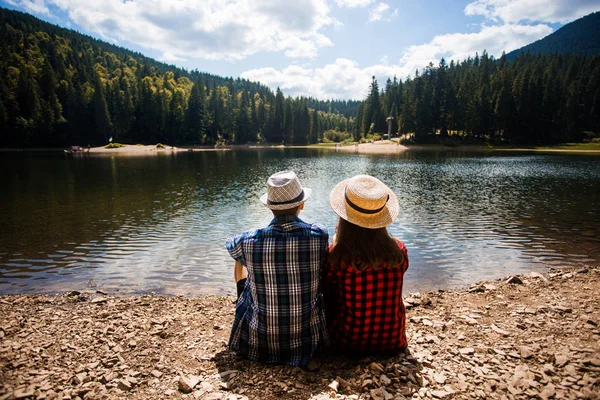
[225,170,329,367]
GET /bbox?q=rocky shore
[1,266,599,400]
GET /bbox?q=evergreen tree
[92,75,112,145]
[283,100,293,144]
[186,77,207,144]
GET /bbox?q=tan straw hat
[260,170,312,210]
[329,175,399,229]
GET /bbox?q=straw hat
[260,170,312,210]
[329,175,399,229]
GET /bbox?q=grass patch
[537,143,600,151]
[156,143,165,149]
[490,142,600,151]
[104,142,124,149]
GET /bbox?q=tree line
[0,8,356,147]
[356,51,600,145]
[1,7,599,148]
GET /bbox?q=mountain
[506,12,600,60]
[0,7,358,147]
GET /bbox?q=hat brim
[260,188,312,210]
[329,179,399,229]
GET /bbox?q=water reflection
[0,150,598,295]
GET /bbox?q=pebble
[1,268,599,400]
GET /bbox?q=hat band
[345,189,389,215]
[267,189,305,206]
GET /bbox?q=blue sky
[2,0,599,100]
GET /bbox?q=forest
[0,8,359,148]
[0,7,599,148]
[356,51,600,145]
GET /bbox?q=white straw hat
[260,170,312,210]
[329,175,399,229]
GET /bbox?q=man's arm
[234,261,248,283]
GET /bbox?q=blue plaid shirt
[225,215,330,367]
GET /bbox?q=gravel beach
[1,266,598,400]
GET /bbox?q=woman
[323,175,409,353]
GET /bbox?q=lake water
[1,149,599,295]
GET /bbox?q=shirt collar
[269,214,302,226]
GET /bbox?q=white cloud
[6,0,50,15]
[368,2,398,22]
[241,22,553,100]
[465,0,600,24]
[242,58,412,100]
[334,0,376,7]
[400,23,553,68]
[8,0,339,61]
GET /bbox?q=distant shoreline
[2,142,599,155]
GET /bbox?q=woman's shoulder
[392,237,407,251]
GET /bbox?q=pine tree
[186,77,207,144]
[284,100,293,144]
[92,74,112,145]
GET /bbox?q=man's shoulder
[309,222,328,236]
[293,218,327,235]
[226,228,261,248]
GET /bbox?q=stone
[370,362,384,373]
[380,374,391,386]
[328,380,339,392]
[117,379,132,391]
[91,297,108,304]
[461,316,478,325]
[370,387,392,400]
[584,358,600,367]
[539,383,556,400]
[433,373,446,384]
[554,354,569,367]
[178,375,201,393]
[519,346,534,359]
[13,388,35,400]
[491,324,509,336]
[506,276,523,284]
[542,364,555,375]
[73,372,88,385]
[219,370,238,381]
[459,347,475,355]
[150,369,163,378]
[430,390,451,399]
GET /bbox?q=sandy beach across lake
[327,140,409,154]
[88,145,189,155]
[1,266,598,400]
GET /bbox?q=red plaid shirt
[323,239,409,352]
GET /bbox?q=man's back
[226,214,329,367]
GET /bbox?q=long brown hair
[329,218,404,270]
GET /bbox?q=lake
[1,149,599,295]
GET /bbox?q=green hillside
[0,7,359,147]
[506,12,600,60]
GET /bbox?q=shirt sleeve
[225,234,246,265]
[400,241,409,272]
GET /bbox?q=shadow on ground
[212,347,423,399]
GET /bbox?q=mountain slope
[506,12,600,60]
[0,7,359,147]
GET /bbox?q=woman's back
[323,174,409,353]
[324,239,409,352]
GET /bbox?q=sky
[2,0,600,100]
